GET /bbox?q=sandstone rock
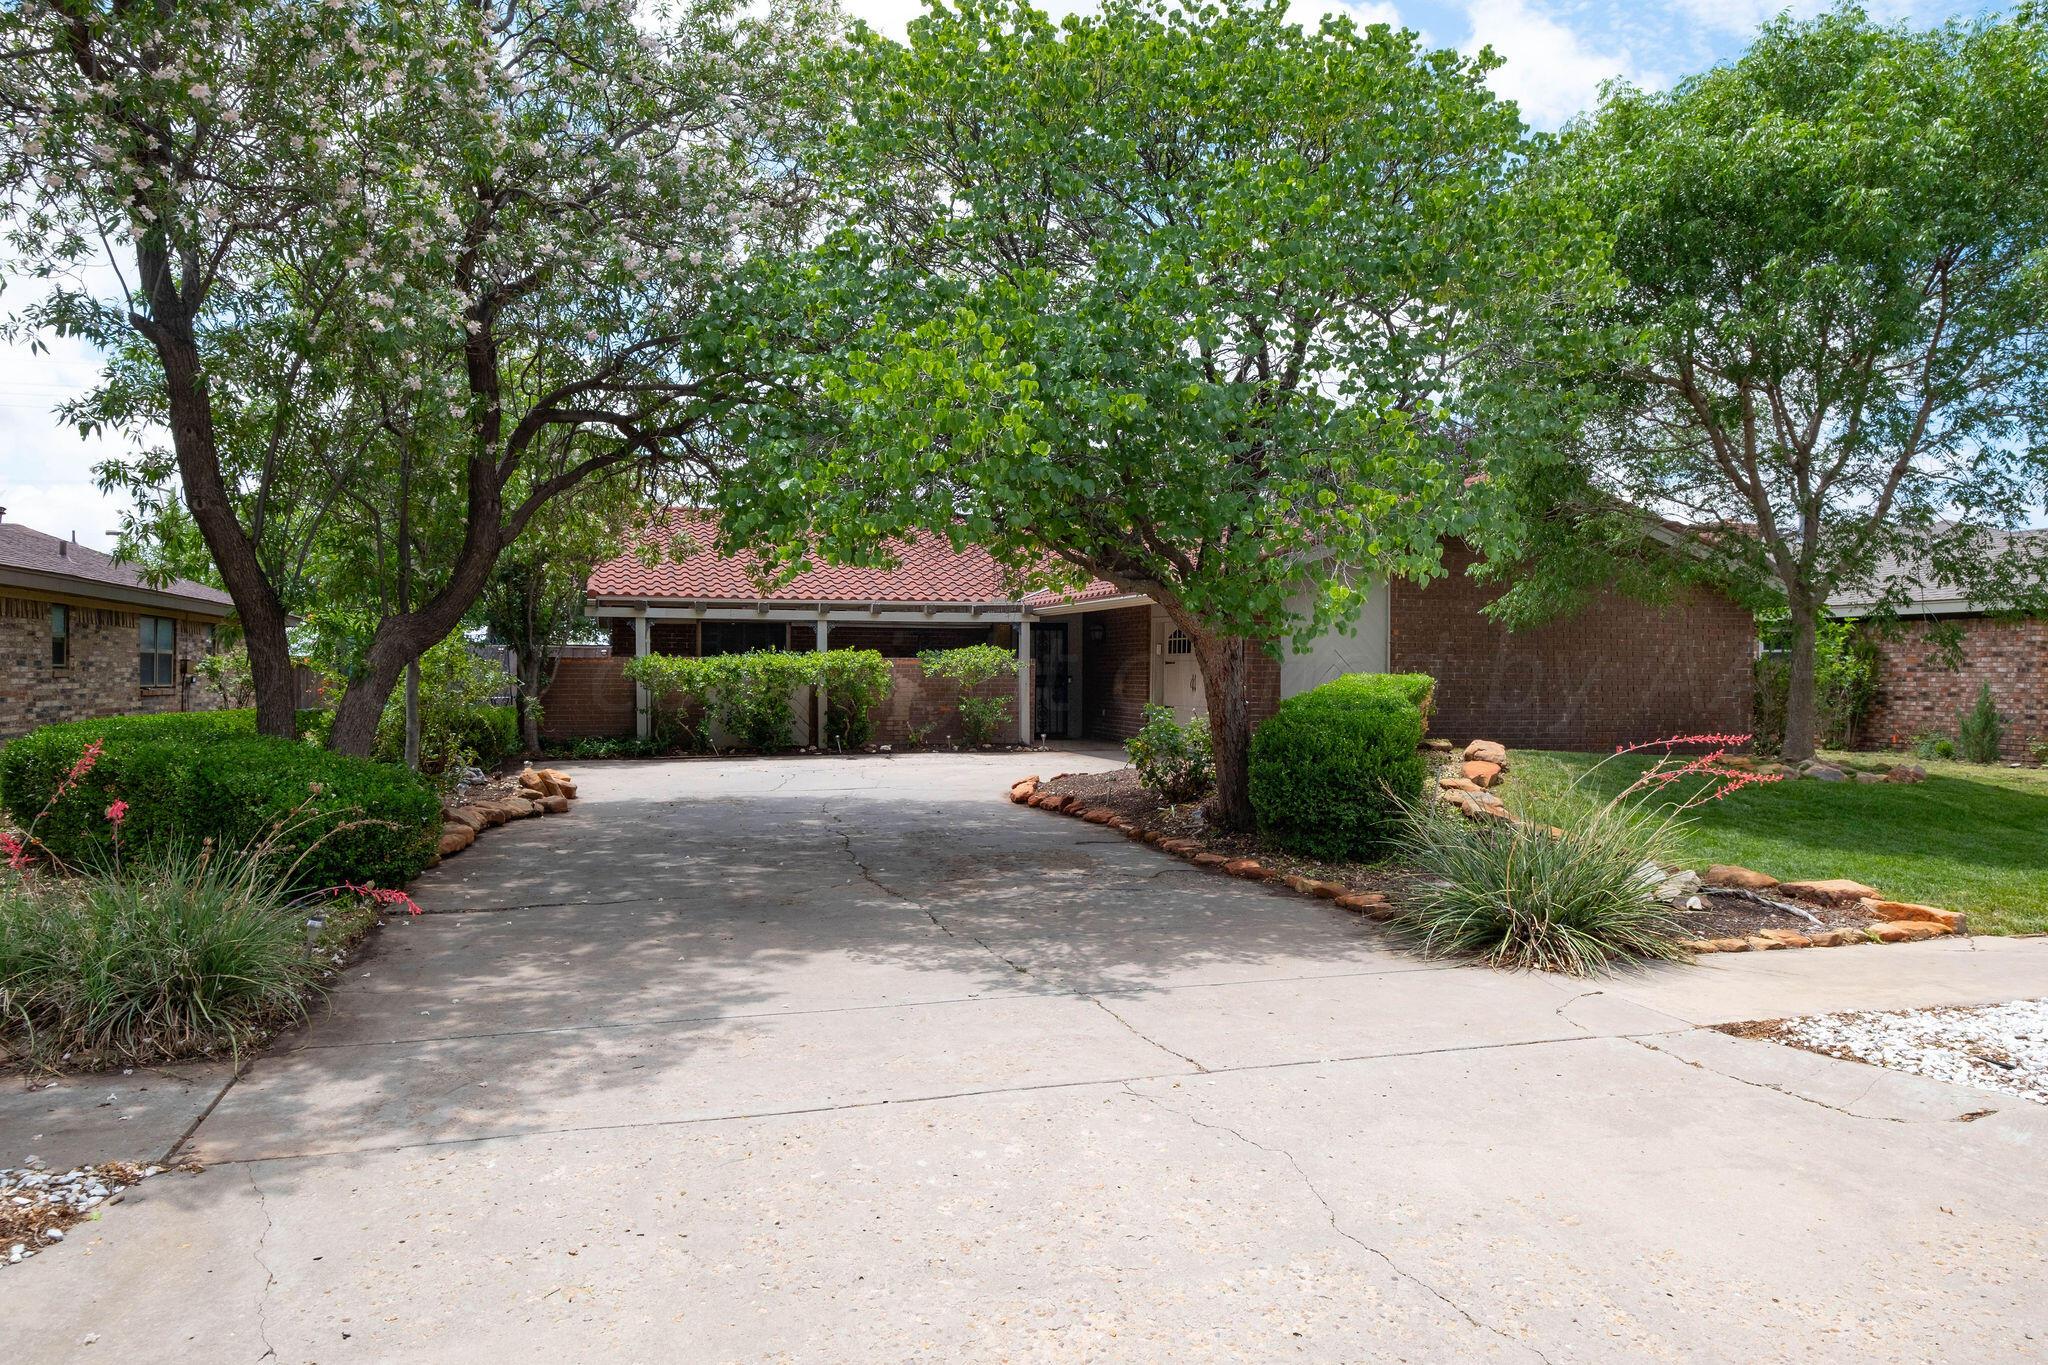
[1883,763,1927,784]
[1192,852,1229,868]
[1028,790,1058,809]
[1682,939,1721,954]
[1463,739,1508,768]
[540,794,570,815]
[438,826,473,856]
[1223,858,1268,880]
[477,803,515,827]
[1802,763,1848,782]
[1107,817,1136,834]
[1160,839,1201,855]
[1083,808,1117,825]
[1757,928,1812,948]
[1305,880,1347,900]
[1281,873,1318,895]
[1334,891,1388,913]
[1009,776,1040,803]
[1868,921,1938,943]
[556,782,578,800]
[1438,775,1483,793]
[1708,937,1752,952]
[517,770,548,793]
[1853,772,1886,784]
[1420,737,1454,752]
[448,806,490,834]
[1746,935,1789,950]
[1702,864,1778,890]
[1461,760,1504,788]
[1807,928,1866,947]
[1778,877,1880,906]
[1859,899,1966,931]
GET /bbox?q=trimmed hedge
[1248,672,1436,860]
[0,713,440,891]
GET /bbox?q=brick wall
[1386,545,1755,751]
[0,594,223,741]
[537,656,635,740]
[1082,605,1152,740]
[869,658,1027,745]
[1857,616,2047,762]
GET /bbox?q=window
[1164,629,1193,656]
[699,621,788,657]
[140,615,177,686]
[50,604,69,668]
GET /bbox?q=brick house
[0,514,234,741]
[548,509,1754,749]
[1832,530,2047,762]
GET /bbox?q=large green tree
[1515,6,2048,761]
[2,0,829,752]
[723,0,1590,826]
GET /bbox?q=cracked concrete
[7,750,2048,1362]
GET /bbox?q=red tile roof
[1021,579,1133,609]
[588,509,1025,604]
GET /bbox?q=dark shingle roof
[0,520,233,611]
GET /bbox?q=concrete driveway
[8,750,2048,1362]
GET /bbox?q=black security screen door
[1032,622,1070,739]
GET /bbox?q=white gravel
[2,1160,162,1265]
[1768,997,2048,1105]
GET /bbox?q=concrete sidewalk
[6,751,2045,1362]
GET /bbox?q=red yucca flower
[333,881,424,916]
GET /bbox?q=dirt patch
[1672,891,1881,941]
[1035,768,1423,903]
[1,1159,202,1264]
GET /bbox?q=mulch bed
[1674,891,1879,940]
[1037,768,1418,906]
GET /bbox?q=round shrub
[1247,673,1435,860]
[0,714,440,891]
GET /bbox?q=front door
[1032,623,1070,739]
[1161,628,1205,724]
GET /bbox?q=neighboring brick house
[1831,530,2047,763]
[0,514,235,741]
[549,510,1755,751]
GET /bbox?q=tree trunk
[1780,599,1821,763]
[518,646,544,754]
[1187,628,1262,831]
[152,325,300,739]
[402,660,421,769]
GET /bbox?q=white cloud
[1462,0,1664,128]
[1286,0,1406,32]
[0,265,149,546]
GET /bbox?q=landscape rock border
[1009,774,1393,918]
[436,766,580,862]
[1010,765,1971,957]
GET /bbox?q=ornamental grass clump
[1393,798,1689,975]
[0,844,324,1067]
[1393,734,1782,974]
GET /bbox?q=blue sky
[0,0,2003,546]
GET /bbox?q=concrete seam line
[273,961,1471,1055]
[191,1032,1679,1169]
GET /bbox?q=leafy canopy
[1503,5,2048,627]
[721,0,1591,649]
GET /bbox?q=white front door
[1160,628,1206,724]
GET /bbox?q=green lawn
[1505,750,2048,936]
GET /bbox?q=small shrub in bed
[1390,799,1688,974]
[1125,704,1214,803]
[0,716,439,891]
[917,644,1019,746]
[1956,684,2004,765]
[1247,673,1435,860]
